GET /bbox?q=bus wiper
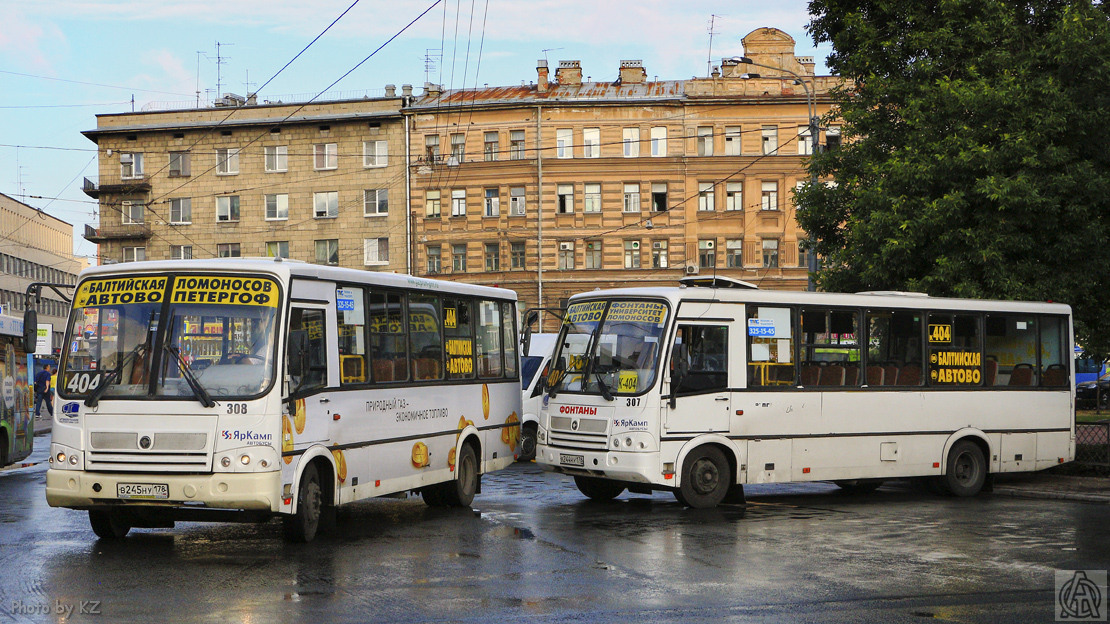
[594,370,614,402]
[84,343,145,408]
[166,344,217,408]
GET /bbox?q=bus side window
[747,306,795,387]
[336,286,367,385]
[288,308,327,393]
[674,325,728,394]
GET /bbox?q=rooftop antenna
[195,51,206,107]
[541,48,564,64]
[707,14,721,77]
[244,70,257,99]
[424,48,442,84]
[215,41,233,97]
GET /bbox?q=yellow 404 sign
[928,324,952,344]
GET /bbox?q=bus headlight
[610,431,656,452]
[216,446,279,473]
[221,457,232,468]
[50,443,83,470]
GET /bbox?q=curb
[991,487,1110,504]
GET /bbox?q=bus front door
[663,322,734,434]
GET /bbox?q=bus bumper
[536,445,662,486]
[46,469,281,513]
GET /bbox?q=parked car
[1075,372,1110,409]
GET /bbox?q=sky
[0,0,831,265]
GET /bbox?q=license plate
[117,483,169,500]
[560,453,584,468]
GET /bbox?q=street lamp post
[732,56,821,291]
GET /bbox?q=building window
[217,243,241,258]
[168,151,190,177]
[451,189,467,217]
[798,240,811,268]
[556,128,573,159]
[761,126,778,155]
[123,246,146,262]
[761,181,779,211]
[509,187,526,216]
[484,243,501,272]
[362,140,388,167]
[364,238,389,265]
[623,183,641,213]
[121,201,144,225]
[265,194,289,220]
[585,241,602,269]
[650,127,667,156]
[425,190,441,218]
[314,191,339,218]
[558,242,574,270]
[364,189,388,216]
[798,126,813,155]
[697,126,714,156]
[425,135,440,161]
[699,240,716,269]
[623,127,640,157]
[216,195,240,222]
[726,183,742,211]
[510,241,526,269]
[726,240,743,268]
[484,132,499,161]
[557,184,574,214]
[484,188,500,217]
[426,245,442,273]
[314,143,338,170]
[624,240,641,268]
[216,148,239,175]
[120,152,144,179]
[584,183,601,213]
[826,125,841,151]
[265,145,288,172]
[583,127,600,158]
[509,130,525,159]
[315,239,338,265]
[450,133,465,163]
[452,244,467,272]
[651,183,667,212]
[266,241,289,258]
[170,245,192,260]
[169,198,192,224]
[724,126,741,156]
[698,183,715,211]
[762,239,779,268]
[651,240,668,268]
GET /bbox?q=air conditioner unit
[559,242,573,250]
[652,241,665,249]
[685,265,699,275]
[119,153,133,164]
[630,241,640,250]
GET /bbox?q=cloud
[0,6,66,72]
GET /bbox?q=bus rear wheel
[283,463,322,543]
[89,509,131,539]
[945,440,987,497]
[675,446,731,509]
[518,423,537,461]
[423,444,478,508]
[573,476,625,501]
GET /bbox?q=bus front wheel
[518,423,537,461]
[283,463,322,543]
[675,446,731,509]
[573,476,624,501]
[89,509,131,539]
[945,440,987,497]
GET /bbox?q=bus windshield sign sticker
[929,324,952,343]
[604,301,667,325]
[564,301,606,324]
[170,276,279,307]
[930,350,982,384]
[618,371,638,393]
[748,318,776,337]
[74,277,167,308]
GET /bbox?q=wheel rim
[520,432,536,457]
[691,457,720,495]
[304,482,321,525]
[953,451,979,485]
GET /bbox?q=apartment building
[405,28,841,314]
[82,89,412,272]
[0,193,83,352]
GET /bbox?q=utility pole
[707,15,721,77]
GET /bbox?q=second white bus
[536,279,1074,507]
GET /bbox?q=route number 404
[65,372,102,394]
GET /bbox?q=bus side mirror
[669,344,689,409]
[287,332,309,393]
[22,309,37,353]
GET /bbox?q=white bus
[536,279,1074,508]
[45,259,522,541]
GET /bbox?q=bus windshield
[60,274,281,401]
[548,299,669,397]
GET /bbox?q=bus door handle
[715,396,729,401]
[319,397,330,404]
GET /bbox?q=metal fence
[1076,422,1110,467]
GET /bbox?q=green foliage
[800,0,1110,356]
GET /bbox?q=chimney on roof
[401,84,413,97]
[424,82,442,98]
[537,59,549,93]
[385,84,396,97]
[619,60,646,85]
[555,60,582,86]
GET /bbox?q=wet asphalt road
[1,434,1108,623]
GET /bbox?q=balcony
[83,176,152,199]
[84,223,152,243]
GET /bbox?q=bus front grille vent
[548,416,608,450]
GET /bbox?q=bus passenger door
[285,304,333,446]
[663,322,734,433]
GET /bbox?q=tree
[798,0,1110,356]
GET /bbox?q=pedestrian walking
[34,363,53,418]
